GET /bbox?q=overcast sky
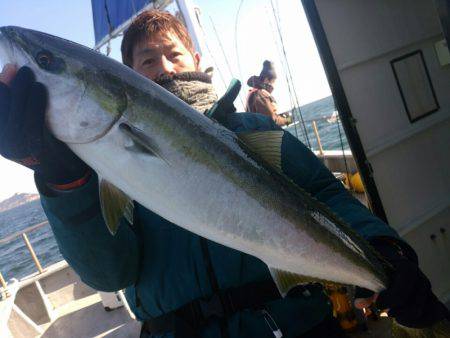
[0,0,331,201]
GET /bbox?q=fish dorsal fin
[269,267,313,296]
[238,131,283,171]
[99,179,134,235]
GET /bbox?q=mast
[175,0,204,54]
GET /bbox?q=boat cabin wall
[308,0,450,302]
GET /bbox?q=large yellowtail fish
[0,25,398,295]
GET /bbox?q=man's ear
[194,52,201,70]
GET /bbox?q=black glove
[357,237,449,328]
[0,66,89,186]
[284,115,293,125]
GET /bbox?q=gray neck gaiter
[155,72,218,113]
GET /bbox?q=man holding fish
[0,10,448,338]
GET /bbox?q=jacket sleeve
[228,112,398,239]
[253,90,289,127]
[280,131,399,239]
[36,173,140,291]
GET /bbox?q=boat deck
[39,295,140,338]
[2,261,140,337]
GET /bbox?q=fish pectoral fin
[269,267,314,297]
[237,131,283,171]
[119,123,169,164]
[99,179,134,235]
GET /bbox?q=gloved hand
[0,65,89,188]
[284,115,293,126]
[355,237,450,328]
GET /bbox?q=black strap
[200,239,221,293]
[141,278,281,337]
[200,238,229,338]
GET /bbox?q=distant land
[0,193,40,213]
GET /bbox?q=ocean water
[0,200,62,281]
[0,95,348,281]
[285,95,350,151]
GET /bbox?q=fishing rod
[269,0,311,148]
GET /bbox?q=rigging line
[270,0,311,148]
[264,5,301,140]
[271,0,309,147]
[271,0,306,127]
[103,0,114,56]
[130,0,137,14]
[195,10,228,91]
[267,5,304,142]
[234,0,245,82]
[267,4,304,143]
[209,15,245,107]
[233,0,247,109]
[285,81,302,141]
[209,15,236,80]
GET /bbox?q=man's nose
[158,55,175,77]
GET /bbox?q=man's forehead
[134,32,184,54]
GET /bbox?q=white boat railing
[0,221,49,298]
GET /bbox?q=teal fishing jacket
[37,82,399,338]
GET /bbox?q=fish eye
[36,51,53,69]
[35,50,66,74]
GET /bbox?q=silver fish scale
[310,211,366,259]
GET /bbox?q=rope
[264,5,301,140]
[209,15,245,107]
[233,0,249,109]
[234,0,245,82]
[209,16,234,79]
[269,0,311,148]
[195,10,228,92]
[104,0,114,35]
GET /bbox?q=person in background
[0,9,448,338]
[246,60,292,126]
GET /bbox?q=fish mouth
[0,27,15,67]
[0,26,34,70]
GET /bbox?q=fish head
[0,26,127,144]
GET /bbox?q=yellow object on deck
[325,284,358,332]
[350,173,365,193]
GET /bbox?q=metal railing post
[22,233,44,274]
[312,120,324,155]
[0,271,10,298]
